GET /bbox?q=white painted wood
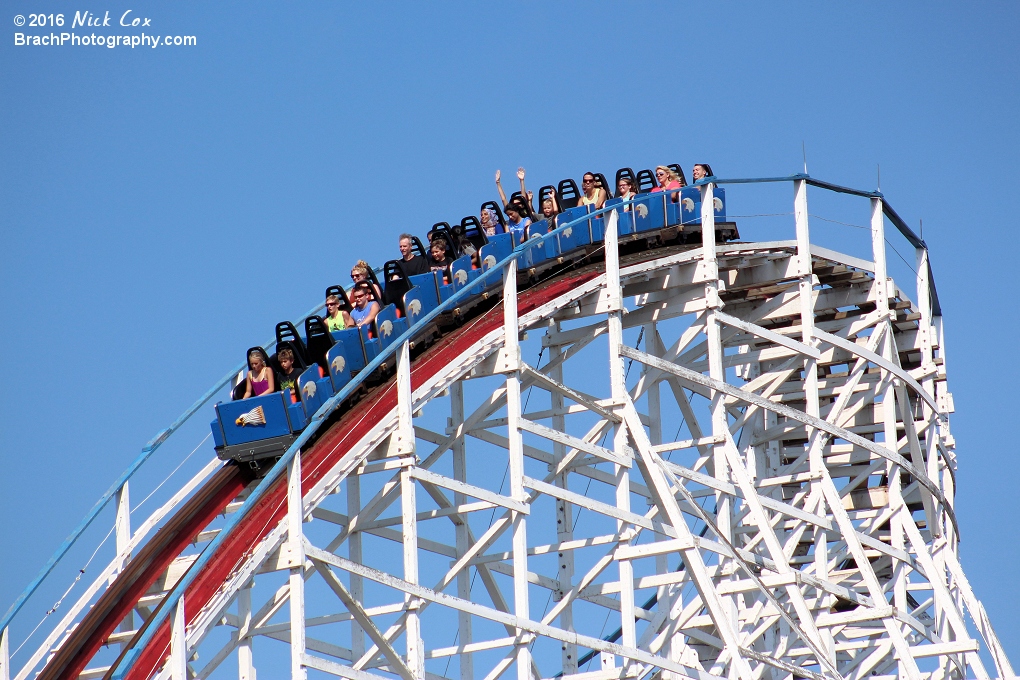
[397,340,415,455]
[287,452,307,680]
[450,380,474,680]
[409,467,528,514]
[170,595,187,680]
[347,475,366,659]
[238,582,255,680]
[15,460,223,680]
[401,434,424,679]
[546,319,577,676]
[114,481,131,570]
[604,210,636,664]
[24,234,1008,680]
[1,626,10,680]
[305,547,703,680]
[312,562,416,680]
[502,261,532,680]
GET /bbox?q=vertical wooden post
[871,198,909,675]
[700,182,727,537]
[794,179,833,662]
[547,321,577,676]
[1,626,11,680]
[170,595,187,680]
[401,469,423,679]
[287,452,306,680]
[700,182,740,654]
[115,481,131,568]
[502,261,532,680]
[238,582,255,680]
[398,340,424,680]
[644,322,662,448]
[604,210,637,659]
[347,475,365,660]
[450,380,474,680]
[114,482,133,646]
[915,247,943,535]
[643,323,672,674]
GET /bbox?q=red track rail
[36,269,596,680]
[38,464,255,680]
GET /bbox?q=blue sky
[2,0,1018,668]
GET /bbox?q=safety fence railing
[0,173,941,680]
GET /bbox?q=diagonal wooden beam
[313,561,416,680]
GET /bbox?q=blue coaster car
[370,303,408,353]
[555,205,593,253]
[603,199,632,237]
[297,364,333,419]
[478,233,513,277]
[326,342,354,392]
[360,324,381,362]
[407,272,441,317]
[406,274,442,323]
[676,187,701,225]
[212,391,306,462]
[515,220,552,269]
[713,187,727,221]
[674,186,726,225]
[529,219,559,262]
[448,254,483,298]
[633,192,667,233]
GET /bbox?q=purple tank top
[251,371,270,396]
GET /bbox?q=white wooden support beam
[450,380,474,680]
[312,562,416,680]
[519,363,620,422]
[115,481,131,570]
[869,198,911,672]
[871,197,889,311]
[618,403,753,680]
[396,340,415,455]
[546,319,577,676]
[794,178,833,663]
[516,419,629,468]
[348,475,366,659]
[603,212,636,662]
[399,338,424,680]
[914,245,944,543]
[898,509,990,680]
[238,582,255,680]
[304,546,704,680]
[641,324,676,675]
[409,467,529,514]
[617,343,954,516]
[699,181,739,661]
[939,541,1014,679]
[170,594,187,680]
[1,626,10,680]
[287,452,307,680]
[112,479,135,659]
[714,310,821,360]
[502,259,532,680]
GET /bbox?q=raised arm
[548,187,560,213]
[517,167,528,199]
[495,169,509,208]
